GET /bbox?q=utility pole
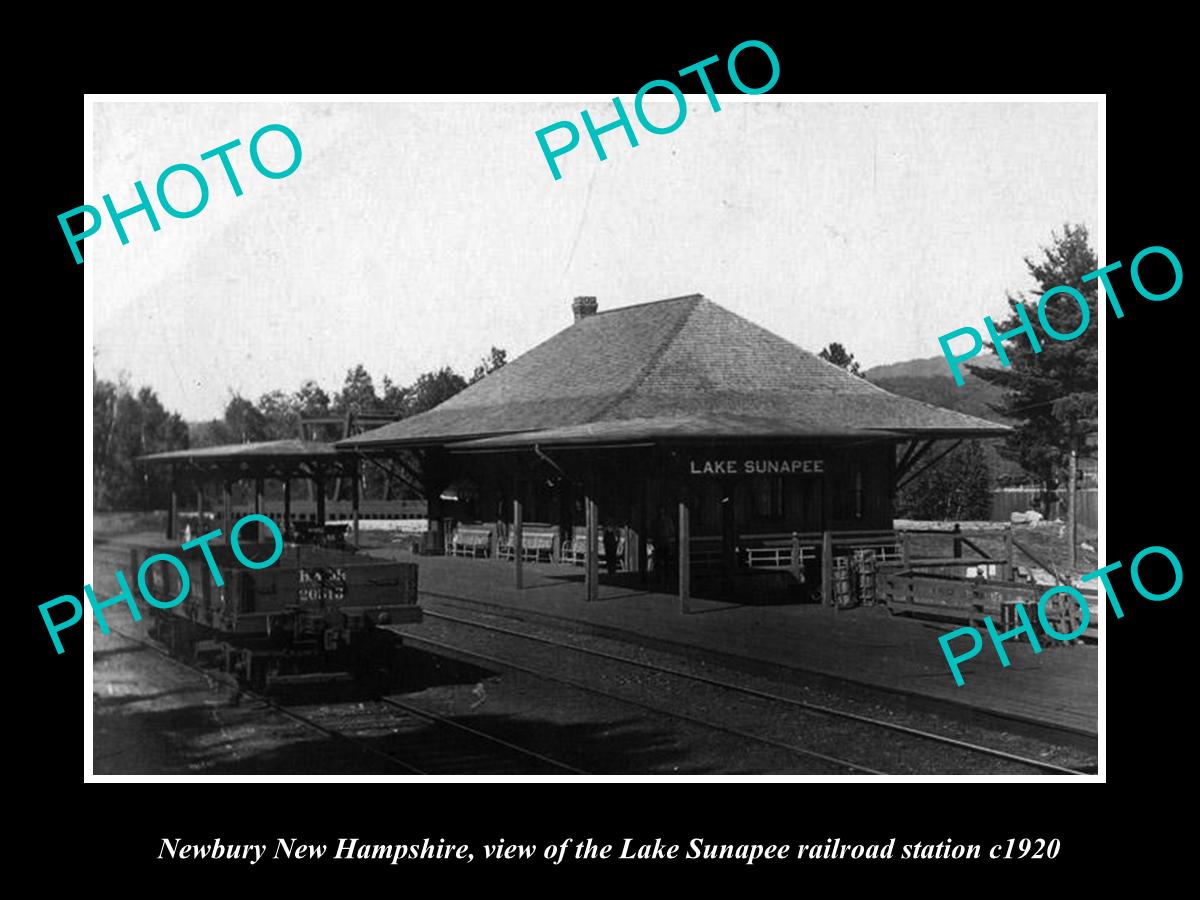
[1067,446,1078,572]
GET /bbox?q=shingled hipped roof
[450,416,908,450]
[339,294,1009,451]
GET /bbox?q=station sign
[687,457,825,476]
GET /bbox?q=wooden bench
[448,523,495,558]
[562,526,628,569]
[499,524,559,563]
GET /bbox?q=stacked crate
[853,549,877,606]
[832,557,854,608]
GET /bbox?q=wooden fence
[879,568,1099,643]
[991,488,1097,529]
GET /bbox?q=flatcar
[129,540,421,690]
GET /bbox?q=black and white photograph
[84,96,1101,779]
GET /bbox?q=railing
[744,544,818,568]
[672,531,903,604]
[736,530,902,571]
[880,570,1099,641]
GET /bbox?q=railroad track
[409,598,1088,776]
[373,694,586,774]
[92,542,585,774]
[100,613,874,775]
[397,625,882,775]
[91,541,1087,775]
[386,606,883,774]
[101,626,585,775]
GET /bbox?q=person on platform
[652,508,676,587]
[602,527,620,578]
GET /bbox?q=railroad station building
[339,294,1008,609]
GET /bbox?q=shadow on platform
[526,569,820,608]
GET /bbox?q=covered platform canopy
[140,439,354,475]
[337,294,1010,608]
[138,439,362,542]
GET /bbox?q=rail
[412,603,1090,775]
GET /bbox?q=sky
[90,99,1098,421]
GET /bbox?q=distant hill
[864,353,1002,382]
[865,355,1007,423]
[865,354,1025,480]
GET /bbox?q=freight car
[129,540,421,690]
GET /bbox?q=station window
[855,468,864,519]
[750,476,785,522]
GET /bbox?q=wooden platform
[373,551,1099,737]
[93,532,1098,737]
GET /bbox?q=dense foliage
[93,350,507,511]
[896,441,994,521]
[818,342,863,377]
[971,224,1098,512]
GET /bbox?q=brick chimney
[572,296,598,322]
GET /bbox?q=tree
[381,375,410,414]
[257,389,300,439]
[818,342,863,376]
[333,363,383,415]
[898,441,993,521]
[406,367,468,416]
[294,379,331,417]
[213,393,271,444]
[971,224,1097,514]
[93,377,188,510]
[93,374,119,497]
[470,346,508,384]
[293,379,333,441]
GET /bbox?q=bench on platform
[448,523,495,558]
[499,523,559,563]
[561,526,627,569]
